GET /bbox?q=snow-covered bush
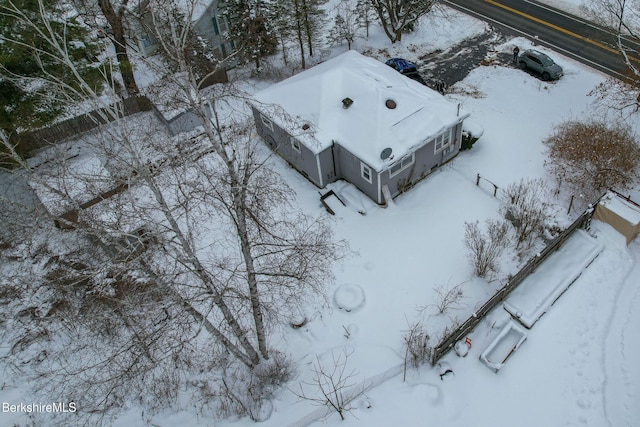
[218,352,295,421]
[464,219,510,278]
[432,282,467,314]
[402,321,432,369]
[500,178,551,248]
[544,120,640,201]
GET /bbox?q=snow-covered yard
[1,1,639,427]
[121,6,639,427]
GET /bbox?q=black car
[385,58,427,85]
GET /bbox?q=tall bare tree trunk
[302,0,314,57]
[294,0,306,69]
[199,106,270,361]
[98,0,139,97]
[139,165,262,366]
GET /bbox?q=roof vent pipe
[342,97,354,109]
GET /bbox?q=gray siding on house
[381,123,464,199]
[252,106,467,205]
[194,2,235,63]
[318,147,337,186]
[251,107,324,187]
[333,144,381,204]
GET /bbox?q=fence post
[493,183,498,197]
[567,194,574,214]
[476,173,480,186]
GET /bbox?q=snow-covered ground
[159,4,639,427]
[2,1,639,427]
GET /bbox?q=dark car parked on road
[385,58,427,85]
[518,49,563,80]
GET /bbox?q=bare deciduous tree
[368,0,438,43]
[544,120,640,200]
[1,0,347,421]
[583,0,639,112]
[295,349,360,421]
[327,0,363,49]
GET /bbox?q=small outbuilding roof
[29,155,113,217]
[252,50,469,171]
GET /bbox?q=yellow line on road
[485,0,637,62]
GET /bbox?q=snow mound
[333,284,366,313]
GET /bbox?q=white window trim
[389,153,415,178]
[434,129,452,154]
[290,137,301,153]
[260,114,274,131]
[361,162,372,184]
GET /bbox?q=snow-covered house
[192,0,235,62]
[131,0,233,77]
[250,50,470,204]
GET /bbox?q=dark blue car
[385,58,426,85]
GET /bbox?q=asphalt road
[444,0,640,81]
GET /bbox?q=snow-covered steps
[503,229,603,328]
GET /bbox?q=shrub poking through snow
[500,178,551,248]
[218,352,295,421]
[403,321,432,371]
[464,219,510,278]
[432,282,467,315]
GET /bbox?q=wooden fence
[430,207,593,365]
[9,97,153,156]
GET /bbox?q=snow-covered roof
[29,155,113,216]
[599,191,640,225]
[252,50,469,171]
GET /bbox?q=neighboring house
[129,0,234,69]
[193,0,235,63]
[250,50,470,205]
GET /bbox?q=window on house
[389,153,415,178]
[361,162,372,184]
[212,17,220,35]
[434,130,452,153]
[218,15,229,33]
[291,137,301,153]
[260,115,274,131]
